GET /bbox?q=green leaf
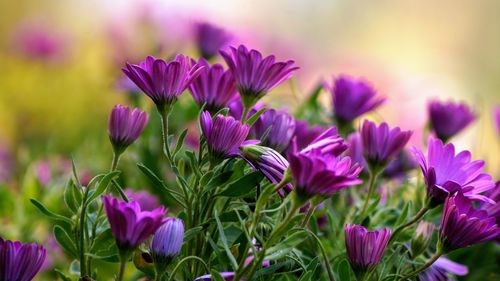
[30,199,73,224]
[210,270,226,281]
[217,171,263,197]
[54,269,72,281]
[85,253,119,263]
[63,179,81,214]
[85,171,121,205]
[54,225,78,258]
[184,226,203,243]
[395,201,411,226]
[173,128,188,158]
[137,163,186,208]
[337,259,352,281]
[246,107,267,127]
[90,228,114,253]
[265,231,308,260]
[214,210,239,270]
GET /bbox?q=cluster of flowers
[1,22,499,281]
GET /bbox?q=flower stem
[301,203,317,228]
[117,258,127,281]
[390,206,430,243]
[359,170,379,219]
[241,106,250,123]
[398,248,442,280]
[110,152,121,172]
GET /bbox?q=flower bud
[151,218,184,273]
[410,221,435,257]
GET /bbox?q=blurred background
[0,0,499,279]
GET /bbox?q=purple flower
[151,218,184,267]
[0,238,46,281]
[410,221,435,257]
[123,55,204,109]
[103,195,166,250]
[108,105,149,152]
[285,120,325,154]
[289,150,362,201]
[13,22,68,62]
[194,22,232,60]
[36,160,51,186]
[299,127,348,156]
[360,120,412,170]
[326,75,385,123]
[428,100,476,142]
[227,98,264,121]
[382,149,416,179]
[344,224,391,272]
[189,58,238,112]
[194,272,238,281]
[252,109,296,152]
[412,137,495,206]
[220,45,298,108]
[239,144,292,195]
[346,132,367,171]
[440,192,499,252]
[482,182,500,224]
[200,111,251,159]
[124,189,160,212]
[494,106,500,134]
[419,257,468,281]
[116,75,140,94]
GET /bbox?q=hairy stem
[360,170,379,219]
[390,206,430,243]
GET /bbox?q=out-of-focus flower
[344,224,391,273]
[412,137,495,206]
[123,55,204,110]
[103,195,166,251]
[326,75,385,124]
[360,120,412,171]
[12,22,68,62]
[228,98,264,121]
[41,235,62,272]
[410,221,435,257]
[382,150,416,179]
[346,132,367,171]
[124,189,160,212]
[151,218,184,269]
[194,22,232,60]
[194,272,237,281]
[285,119,325,154]
[439,192,499,252]
[220,45,298,109]
[0,238,46,281]
[116,75,141,94]
[200,111,251,159]
[108,105,149,154]
[494,106,500,134]
[239,144,292,195]
[419,257,468,281]
[189,58,238,112]
[289,150,362,202]
[482,182,500,224]
[252,109,296,152]
[35,160,51,186]
[428,100,476,142]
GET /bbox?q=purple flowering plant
[9,25,496,281]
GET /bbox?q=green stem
[117,258,127,281]
[110,152,121,172]
[79,187,90,278]
[301,204,317,228]
[167,256,210,281]
[398,249,442,280]
[241,106,250,123]
[390,206,430,243]
[359,170,379,219]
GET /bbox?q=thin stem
[360,170,379,219]
[301,204,317,228]
[79,187,90,278]
[110,152,121,172]
[117,258,127,281]
[241,106,250,123]
[303,228,336,281]
[390,206,430,243]
[398,249,442,280]
[167,256,210,281]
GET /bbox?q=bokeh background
[0,0,499,278]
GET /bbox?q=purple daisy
[299,127,348,156]
[194,22,232,60]
[285,119,325,154]
[123,55,204,110]
[124,189,160,212]
[189,58,238,112]
[151,218,184,268]
[344,224,391,272]
[108,105,149,153]
[439,192,499,251]
[428,100,476,142]
[0,238,46,281]
[360,120,412,171]
[412,137,495,206]
[200,111,251,159]
[419,257,468,281]
[252,109,296,152]
[326,75,385,124]
[103,195,166,250]
[220,45,298,108]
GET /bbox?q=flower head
[0,238,46,281]
[123,55,204,109]
[220,45,298,108]
[284,119,325,154]
[439,192,499,252]
[194,22,232,60]
[200,111,251,159]
[151,218,184,268]
[103,195,166,250]
[482,182,500,224]
[326,75,385,123]
[125,189,160,212]
[428,100,476,142]
[411,221,435,257]
[299,127,348,156]
[419,257,468,281]
[360,120,412,170]
[344,224,391,272]
[195,272,238,281]
[108,105,149,153]
[382,149,417,179]
[412,137,495,206]
[239,144,292,195]
[189,58,238,112]
[252,109,296,152]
